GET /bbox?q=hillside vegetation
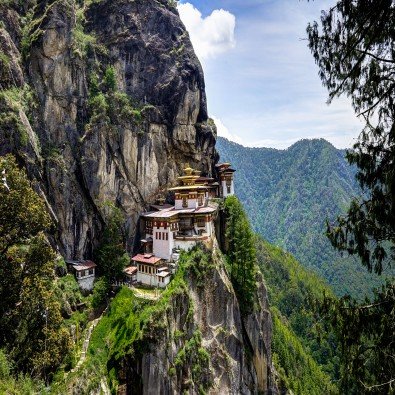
[256,237,338,394]
[224,197,338,393]
[217,137,389,297]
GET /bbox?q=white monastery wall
[152,226,174,260]
[222,180,234,198]
[77,275,95,291]
[175,198,199,210]
[137,272,170,288]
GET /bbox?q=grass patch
[173,330,211,391]
[72,5,96,58]
[0,87,31,147]
[65,246,214,393]
[83,68,145,136]
[0,52,10,67]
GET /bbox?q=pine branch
[359,378,395,390]
[355,48,394,64]
[357,84,395,117]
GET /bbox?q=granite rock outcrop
[117,249,276,395]
[0,0,217,258]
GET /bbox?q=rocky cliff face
[1,2,278,394]
[116,248,276,395]
[0,0,217,259]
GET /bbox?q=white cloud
[211,116,243,144]
[178,1,361,150]
[177,2,236,61]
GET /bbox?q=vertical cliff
[1,2,278,394]
[103,247,275,395]
[52,247,277,395]
[0,0,217,259]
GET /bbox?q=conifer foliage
[318,281,395,394]
[307,0,395,274]
[307,1,395,392]
[0,155,70,379]
[224,196,257,314]
[95,201,129,281]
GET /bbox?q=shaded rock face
[1,3,277,393]
[119,250,276,395]
[0,0,217,259]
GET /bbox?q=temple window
[182,197,188,208]
[197,218,205,227]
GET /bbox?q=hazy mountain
[217,136,387,297]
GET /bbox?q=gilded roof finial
[184,164,194,176]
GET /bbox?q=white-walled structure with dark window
[136,164,235,288]
[67,260,97,291]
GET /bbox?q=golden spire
[184,164,194,176]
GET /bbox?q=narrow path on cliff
[71,316,101,372]
[112,282,162,301]
[67,313,111,394]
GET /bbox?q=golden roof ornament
[183,164,194,176]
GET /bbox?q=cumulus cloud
[211,116,243,145]
[177,2,236,61]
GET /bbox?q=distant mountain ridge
[217,136,386,297]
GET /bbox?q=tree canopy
[224,195,257,315]
[95,201,129,281]
[307,0,395,274]
[0,155,51,254]
[0,155,70,379]
[307,1,395,392]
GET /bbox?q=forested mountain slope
[0,1,277,393]
[256,236,339,394]
[217,137,387,297]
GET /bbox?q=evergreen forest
[1,0,393,393]
[217,137,392,298]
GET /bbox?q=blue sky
[178,0,363,149]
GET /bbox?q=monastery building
[128,163,235,288]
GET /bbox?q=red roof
[215,162,231,169]
[132,254,163,265]
[72,260,97,271]
[216,163,235,172]
[124,266,137,275]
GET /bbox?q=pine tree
[95,201,129,281]
[307,0,395,274]
[307,1,395,392]
[0,155,70,378]
[224,196,257,314]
